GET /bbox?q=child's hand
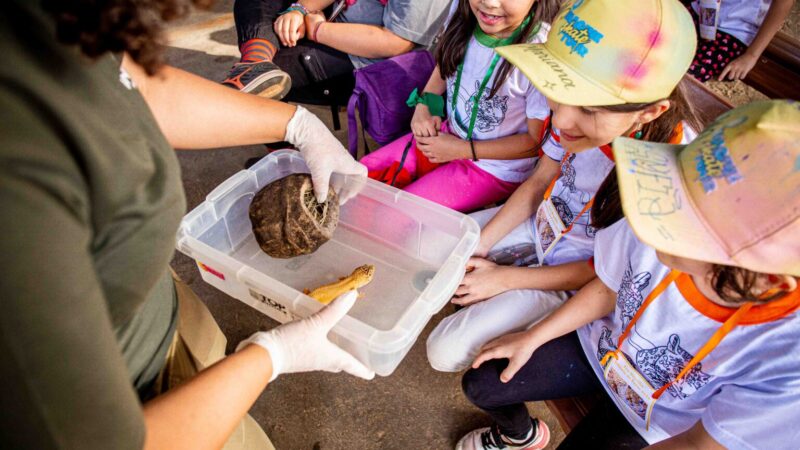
[416,132,468,163]
[410,104,441,137]
[472,330,540,383]
[719,51,759,81]
[274,10,306,47]
[452,257,508,306]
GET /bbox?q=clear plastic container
[175,150,479,376]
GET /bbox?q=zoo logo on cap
[695,116,746,194]
[558,0,604,57]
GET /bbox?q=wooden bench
[544,76,734,434]
[744,31,800,101]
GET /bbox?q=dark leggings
[462,332,648,449]
[233,0,355,89]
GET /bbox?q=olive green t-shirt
[0,3,186,449]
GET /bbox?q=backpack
[346,50,436,156]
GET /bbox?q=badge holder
[533,198,568,266]
[698,0,721,41]
[603,352,658,429]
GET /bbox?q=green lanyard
[451,17,537,141]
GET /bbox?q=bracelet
[279,2,309,16]
[310,21,325,42]
[469,139,479,161]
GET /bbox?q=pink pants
[360,132,520,213]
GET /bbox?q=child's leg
[359,132,419,175]
[461,332,603,440]
[426,289,567,372]
[679,2,748,82]
[688,32,748,82]
[557,397,648,449]
[404,160,519,213]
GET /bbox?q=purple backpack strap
[346,87,366,157]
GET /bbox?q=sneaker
[221,61,291,100]
[455,419,550,450]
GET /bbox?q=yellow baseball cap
[614,100,800,277]
[496,0,697,106]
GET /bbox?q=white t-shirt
[692,0,772,45]
[578,219,800,448]
[443,1,550,183]
[533,125,696,266]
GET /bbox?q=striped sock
[240,38,276,63]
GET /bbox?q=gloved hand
[284,105,367,203]
[236,290,375,381]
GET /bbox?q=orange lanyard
[542,152,597,234]
[540,121,684,237]
[602,270,754,399]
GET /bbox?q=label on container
[249,288,297,321]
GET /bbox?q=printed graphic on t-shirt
[617,263,653,327]
[552,153,596,238]
[463,80,509,133]
[598,329,713,399]
[634,334,712,399]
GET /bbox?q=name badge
[698,0,721,40]
[603,353,657,430]
[533,198,567,265]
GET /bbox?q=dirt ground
[165,2,799,449]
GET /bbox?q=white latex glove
[236,291,375,381]
[284,105,367,203]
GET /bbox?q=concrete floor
[166,3,564,449]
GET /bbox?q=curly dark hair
[42,0,212,74]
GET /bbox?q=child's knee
[426,325,473,372]
[461,362,508,409]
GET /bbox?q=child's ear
[636,99,671,125]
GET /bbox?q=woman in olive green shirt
[0,1,371,449]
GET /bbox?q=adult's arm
[142,346,273,450]
[310,19,415,58]
[123,55,365,202]
[123,55,296,149]
[306,0,448,59]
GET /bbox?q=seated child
[360,0,562,213]
[426,0,702,376]
[682,0,794,82]
[458,99,800,450]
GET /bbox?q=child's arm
[645,421,725,450]
[471,276,616,382]
[415,120,539,163]
[453,258,596,306]
[411,65,447,138]
[476,155,562,256]
[718,0,794,81]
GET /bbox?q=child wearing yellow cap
[443,0,712,448]
[427,0,703,388]
[465,100,800,449]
